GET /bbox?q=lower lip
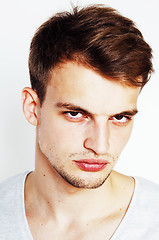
[74,161,107,172]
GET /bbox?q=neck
[27,168,114,221]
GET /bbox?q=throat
[24,171,135,240]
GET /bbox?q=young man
[0,5,159,240]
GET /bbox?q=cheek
[110,123,133,153]
[38,120,84,156]
[37,126,66,164]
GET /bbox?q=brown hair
[29,5,153,105]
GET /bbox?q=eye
[67,112,82,118]
[110,115,131,126]
[63,111,86,122]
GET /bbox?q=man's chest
[28,213,124,240]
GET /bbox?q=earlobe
[22,87,40,126]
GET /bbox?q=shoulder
[0,172,29,214]
[0,172,30,211]
[130,176,159,225]
[0,171,28,188]
[0,172,29,202]
[113,177,159,239]
[134,176,159,204]
[0,172,30,239]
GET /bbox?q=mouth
[73,159,109,172]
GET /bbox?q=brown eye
[115,115,124,120]
[110,115,131,126]
[69,112,80,116]
[63,111,85,122]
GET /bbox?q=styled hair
[29,5,153,104]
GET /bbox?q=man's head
[23,5,153,189]
[29,5,153,105]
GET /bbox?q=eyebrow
[55,102,138,118]
[112,109,138,117]
[56,102,92,117]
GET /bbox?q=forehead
[46,62,140,115]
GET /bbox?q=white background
[0,0,159,183]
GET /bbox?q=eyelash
[110,115,132,126]
[62,111,87,121]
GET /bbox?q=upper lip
[74,158,109,164]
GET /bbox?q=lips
[74,159,109,172]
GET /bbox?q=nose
[83,121,110,155]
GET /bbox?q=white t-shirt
[0,172,159,240]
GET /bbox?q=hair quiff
[29,5,153,104]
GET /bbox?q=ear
[22,87,40,126]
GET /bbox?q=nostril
[83,135,109,155]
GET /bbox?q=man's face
[37,62,140,189]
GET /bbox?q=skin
[22,61,140,240]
